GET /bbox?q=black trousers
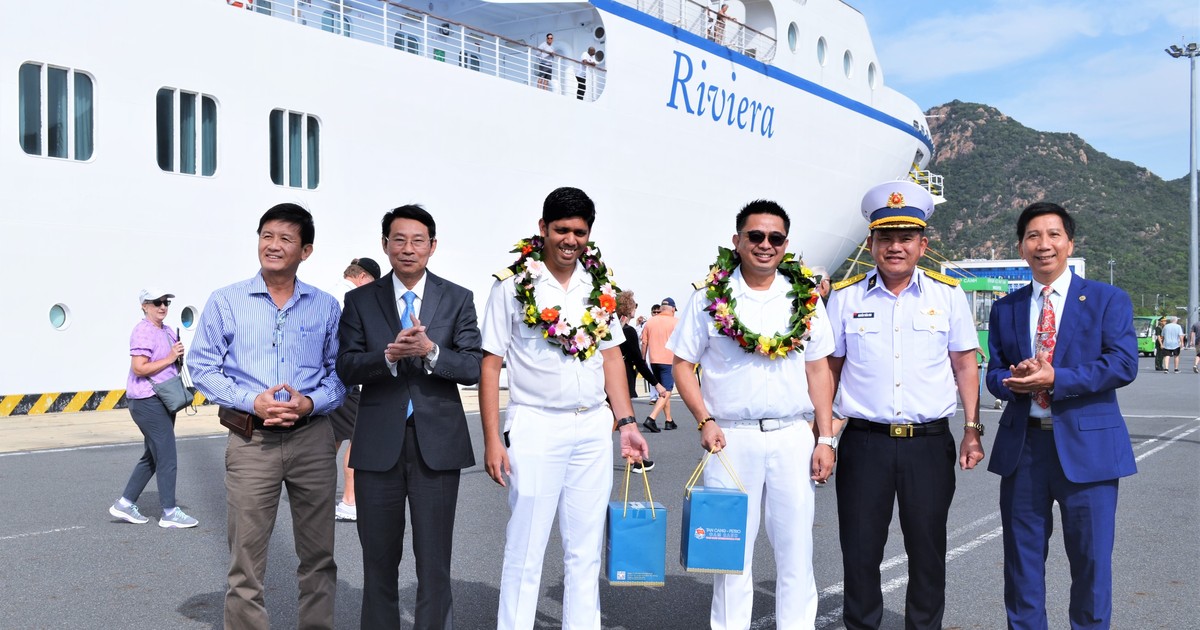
[576,76,586,100]
[356,422,461,630]
[836,423,957,630]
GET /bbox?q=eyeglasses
[743,230,787,247]
[146,299,171,307]
[384,236,431,249]
[273,310,287,348]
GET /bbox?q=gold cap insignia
[886,192,905,209]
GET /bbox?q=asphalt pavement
[0,357,1196,629]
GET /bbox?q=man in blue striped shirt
[190,203,347,630]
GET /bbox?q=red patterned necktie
[1033,285,1056,409]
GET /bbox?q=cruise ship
[0,0,934,413]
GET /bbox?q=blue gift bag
[606,461,667,586]
[680,450,747,574]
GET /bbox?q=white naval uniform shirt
[480,261,624,410]
[667,266,834,421]
[1027,270,1071,419]
[827,268,977,423]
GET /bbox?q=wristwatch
[817,436,838,448]
[964,421,985,435]
[615,416,638,429]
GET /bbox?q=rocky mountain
[916,100,1190,315]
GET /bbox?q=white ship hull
[1,0,931,403]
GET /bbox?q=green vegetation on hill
[842,100,1193,316]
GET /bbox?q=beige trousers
[223,417,338,630]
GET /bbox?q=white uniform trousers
[497,404,614,630]
[706,419,819,630]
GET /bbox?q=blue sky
[852,0,1200,180]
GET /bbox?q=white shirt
[1027,270,1071,418]
[575,52,594,78]
[538,41,554,61]
[480,262,624,410]
[827,268,977,423]
[667,267,834,421]
[330,276,356,309]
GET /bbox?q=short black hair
[542,187,596,227]
[1016,202,1075,241]
[258,203,315,246]
[735,199,790,234]
[381,204,436,239]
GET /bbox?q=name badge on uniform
[852,312,875,319]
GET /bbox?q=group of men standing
[187,179,1139,630]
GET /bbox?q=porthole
[595,49,605,63]
[787,23,798,53]
[49,303,70,330]
[843,50,854,78]
[181,306,198,329]
[816,37,827,66]
[868,62,878,88]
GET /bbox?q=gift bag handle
[684,449,747,498]
[621,460,657,519]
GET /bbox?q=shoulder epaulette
[691,278,708,291]
[924,270,960,287]
[492,267,515,282]
[832,273,867,291]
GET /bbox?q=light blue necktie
[401,291,416,419]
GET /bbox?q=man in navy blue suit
[986,202,1138,630]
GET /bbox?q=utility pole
[1165,42,1199,332]
[1108,258,1115,284]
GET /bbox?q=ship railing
[614,0,776,62]
[235,0,607,101]
[910,169,944,198]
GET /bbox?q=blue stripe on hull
[591,0,934,153]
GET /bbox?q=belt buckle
[1039,418,1053,431]
[575,406,588,414]
[759,419,781,432]
[889,424,915,438]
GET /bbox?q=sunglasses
[146,299,171,307]
[744,230,786,247]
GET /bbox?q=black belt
[847,417,949,438]
[1027,417,1054,431]
[253,414,315,433]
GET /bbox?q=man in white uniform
[669,199,836,630]
[480,186,650,630]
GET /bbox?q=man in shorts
[640,297,678,431]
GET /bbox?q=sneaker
[335,501,357,522]
[158,508,199,529]
[632,459,655,473]
[109,501,149,524]
[664,420,678,431]
[1175,369,1181,373]
[1193,366,1198,373]
[642,417,661,433]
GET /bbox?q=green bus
[1134,316,1157,357]
[959,277,1010,364]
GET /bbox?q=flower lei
[508,235,619,361]
[704,246,820,359]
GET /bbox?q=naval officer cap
[861,180,934,231]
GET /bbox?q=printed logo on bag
[695,526,742,541]
[616,571,626,580]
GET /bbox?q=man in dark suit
[337,205,482,630]
[986,202,1138,630]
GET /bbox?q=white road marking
[0,526,84,541]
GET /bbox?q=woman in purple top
[107,289,198,528]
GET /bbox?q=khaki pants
[224,417,337,630]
